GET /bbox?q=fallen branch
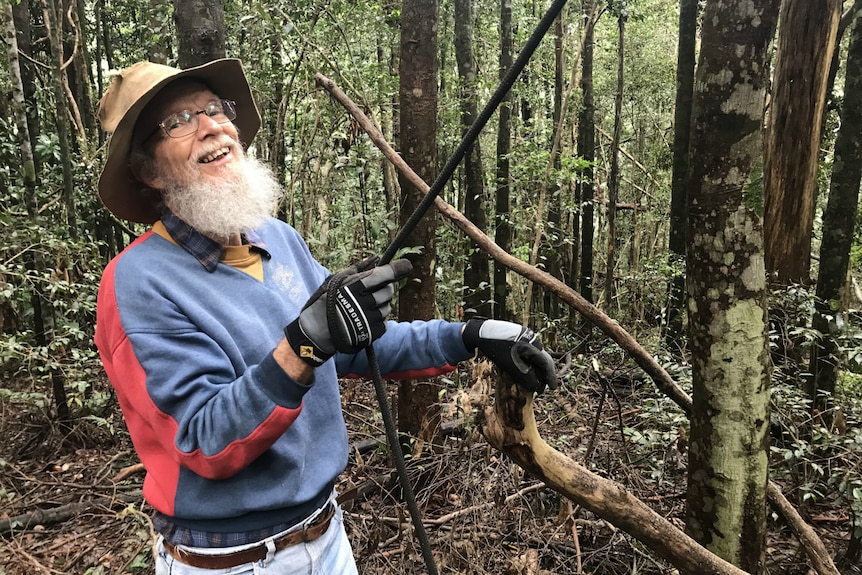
[478,363,749,575]
[0,489,142,536]
[313,72,841,575]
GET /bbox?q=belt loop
[263,538,276,566]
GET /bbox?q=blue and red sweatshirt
[95,216,472,539]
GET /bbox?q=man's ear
[129,149,165,191]
[135,168,165,191]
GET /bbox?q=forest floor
[0,360,858,575]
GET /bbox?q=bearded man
[94,59,556,574]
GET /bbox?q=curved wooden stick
[313,72,840,575]
[479,363,749,575]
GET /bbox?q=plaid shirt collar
[161,209,270,272]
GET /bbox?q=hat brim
[98,59,261,224]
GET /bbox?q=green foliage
[767,286,862,539]
[770,379,862,534]
[0,212,103,417]
[619,353,691,484]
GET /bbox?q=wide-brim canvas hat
[97,58,261,224]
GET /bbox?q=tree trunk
[455,0,491,320]
[148,0,172,64]
[810,13,862,413]
[577,0,597,307]
[173,0,226,68]
[72,0,96,138]
[397,0,439,444]
[665,0,697,349]
[763,0,840,285]
[380,7,400,220]
[44,0,77,239]
[3,0,36,213]
[494,0,514,322]
[604,13,624,311]
[544,11,565,334]
[685,1,779,572]
[11,0,40,175]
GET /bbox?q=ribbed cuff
[284,319,331,367]
[255,351,313,408]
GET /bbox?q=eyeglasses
[152,99,237,140]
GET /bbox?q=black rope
[367,1,569,573]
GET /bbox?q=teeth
[199,147,230,164]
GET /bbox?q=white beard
[162,153,283,242]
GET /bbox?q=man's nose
[196,113,226,136]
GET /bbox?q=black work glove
[284,258,413,366]
[462,318,558,394]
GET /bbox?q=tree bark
[604,11,624,311]
[11,0,40,176]
[685,1,779,572]
[44,0,77,239]
[810,12,862,412]
[494,0,514,322]
[72,0,96,138]
[3,0,36,209]
[543,11,565,332]
[397,0,439,444]
[148,0,172,64]
[763,0,841,285]
[577,0,597,307]
[173,0,226,68]
[455,0,490,319]
[665,0,697,348]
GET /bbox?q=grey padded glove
[462,318,558,394]
[284,258,413,366]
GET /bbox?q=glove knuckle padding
[362,266,396,288]
[464,318,557,394]
[285,258,413,366]
[478,319,530,343]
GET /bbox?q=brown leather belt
[163,503,336,570]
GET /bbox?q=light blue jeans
[154,505,358,575]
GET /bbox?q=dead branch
[111,462,145,482]
[765,482,841,575]
[0,489,142,536]
[478,363,748,575]
[313,72,841,575]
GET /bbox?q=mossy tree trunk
[684,0,780,573]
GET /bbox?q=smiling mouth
[199,147,231,164]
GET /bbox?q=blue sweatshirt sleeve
[334,320,473,379]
